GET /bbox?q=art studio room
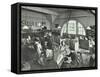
[21,6,95,71]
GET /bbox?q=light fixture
[22,25,29,29]
[58,26,61,29]
[87,26,91,30]
[38,22,41,27]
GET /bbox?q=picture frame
[11,2,98,74]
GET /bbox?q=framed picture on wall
[11,2,98,74]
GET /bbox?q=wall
[21,9,51,30]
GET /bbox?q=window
[61,20,86,36]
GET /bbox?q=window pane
[68,20,76,34]
[61,23,67,36]
[78,23,86,35]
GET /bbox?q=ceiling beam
[22,6,59,15]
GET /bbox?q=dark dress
[89,56,95,67]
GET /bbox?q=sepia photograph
[20,4,97,71]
